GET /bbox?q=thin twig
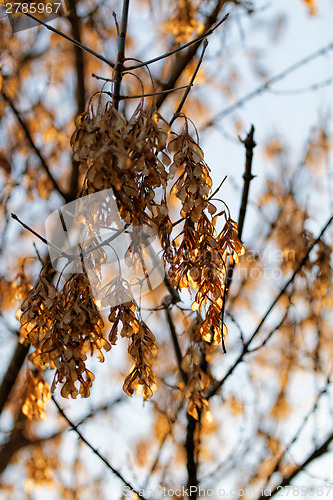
[202,41,333,129]
[11,213,132,264]
[75,396,125,427]
[1,90,67,201]
[92,73,116,82]
[170,40,208,126]
[265,431,333,499]
[207,213,333,400]
[245,215,333,349]
[113,0,130,108]
[261,371,333,492]
[207,176,227,201]
[224,125,256,300]
[269,72,333,95]
[226,311,245,343]
[236,125,256,240]
[52,396,147,500]
[16,10,115,68]
[119,84,193,100]
[247,302,290,353]
[112,11,120,38]
[126,14,229,71]
[11,213,69,258]
[217,126,255,348]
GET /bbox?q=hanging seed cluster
[106,276,157,400]
[18,96,245,418]
[71,101,171,226]
[19,268,110,399]
[168,125,244,345]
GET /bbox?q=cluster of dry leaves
[17,95,244,421]
[19,268,110,400]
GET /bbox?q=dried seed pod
[185,365,211,420]
[123,321,157,401]
[22,368,51,421]
[169,130,212,223]
[19,268,110,399]
[72,100,171,226]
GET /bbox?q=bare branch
[207,213,333,400]
[1,90,68,201]
[113,0,131,109]
[266,431,333,499]
[247,302,290,353]
[125,14,229,71]
[269,72,333,96]
[0,411,31,474]
[170,40,208,126]
[67,0,87,199]
[17,10,115,68]
[261,371,333,492]
[0,393,125,475]
[119,84,193,100]
[10,213,71,260]
[245,214,333,348]
[186,413,200,498]
[0,341,29,416]
[52,396,148,500]
[202,41,333,129]
[224,125,256,301]
[155,5,230,110]
[165,308,188,385]
[207,176,227,201]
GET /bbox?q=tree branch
[207,213,333,400]
[18,10,114,68]
[224,125,256,298]
[260,372,333,492]
[52,396,148,500]
[266,431,333,499]
[67,0,86,199]
[170,40,208,126]
[186,413,200,498]
[113,0,130,109]
[125,14,229,71]
[0,394,125,475]
[0,341,29,416]
[202,41,333,129]
[0,411,31,474]
[165,308,188,385]
[155,3,230,110]
[1,90,68,201]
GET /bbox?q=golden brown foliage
[19,268,110,399]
